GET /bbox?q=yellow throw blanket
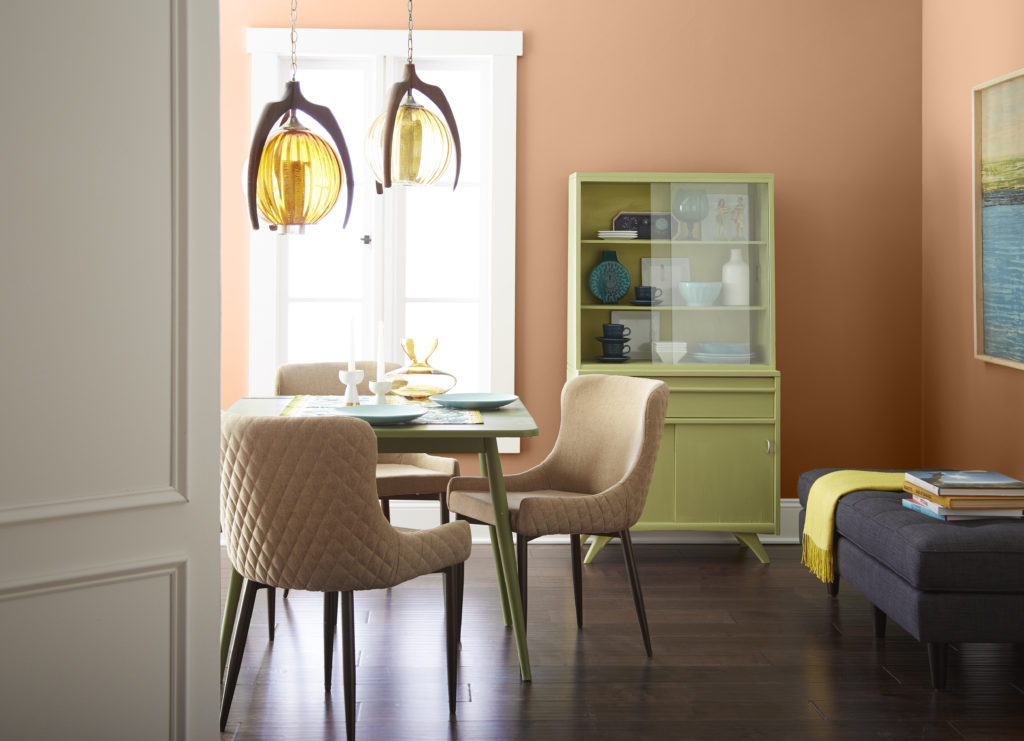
[801,470,905,583]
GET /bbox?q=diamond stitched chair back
[274,361,460,522]
[220,414,471,739]
[447,373,669,655]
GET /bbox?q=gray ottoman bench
[797,468,1024,688]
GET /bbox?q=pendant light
[365,0,461,193]
[246,0,354,233]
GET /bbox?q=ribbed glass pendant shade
[256,114,342,233]
[366,94,453,186]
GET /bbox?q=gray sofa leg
[927,642,948,690]
[872,605,886,638]
[826,577,839,597]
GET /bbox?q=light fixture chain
[407,0,414,63]
[290,0,298,81]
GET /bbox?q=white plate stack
[597,230,638,240]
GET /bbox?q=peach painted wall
[921,1,1024,479]
[220,0,923,490]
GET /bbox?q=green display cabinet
[568,172,779,563]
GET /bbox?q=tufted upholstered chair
[274,361,460,523]
[448,374,669,656]
[219,413,471,739]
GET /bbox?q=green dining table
[220,395,539,681]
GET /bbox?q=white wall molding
[0,557,187,741]
[386,498,803,546]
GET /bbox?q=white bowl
[678,281,722,306]
[654,347,687,363]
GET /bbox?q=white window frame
[246,29,522,449]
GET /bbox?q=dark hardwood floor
[220,542,1024,740]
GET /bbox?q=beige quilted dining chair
[219,414,471,739]
[447,374,669,656]
[274,361,460,522]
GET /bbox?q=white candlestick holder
[338,369,364,406]
[369,379,393,405]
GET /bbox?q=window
[247,29,521,446]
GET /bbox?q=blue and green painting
[980,74,1024,363]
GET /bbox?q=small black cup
[602,323,631,339]
[634,285,663,302]
[598,338,630,357]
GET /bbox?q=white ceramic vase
[721,248,749,306]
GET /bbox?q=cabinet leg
[583,535,613,564]
[733,533,770,564]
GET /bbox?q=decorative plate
[330,405,427,425]
[431,392,519,410]
[589,260,631,304]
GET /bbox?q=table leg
[220,566,243,681]
[478,453,512,627]
[482,438,532,681]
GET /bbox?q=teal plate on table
[332,405,427,425]
[431,393,519,410]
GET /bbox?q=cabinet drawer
[663,377,776,419]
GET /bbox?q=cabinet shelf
[568,172,779,564]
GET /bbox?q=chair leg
[439,492,450,524]
[516,533,529,628]
[220,579,261,731]
[619,529,653,657]
[267,587,276,642]
[454,558,465,647]
[928,642,948,690]
[570,534,583,628]
[341,591,356,741]
[872,604,887,639]
[444,565,459,716]
[324,592,339,692]
[381,498,391,522]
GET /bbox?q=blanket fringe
[800,532,834,584]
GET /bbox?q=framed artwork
[701,193,750,242]
[641,257,690,303]
[611,310,654,360]
[974,67,1024,369]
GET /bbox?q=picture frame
[701,193,750,242]
[641,257,690,303]
[974,67,1024,369]
[611,310,655,360]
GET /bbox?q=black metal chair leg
[220,579,261,731]
[872,605,887,639]
[570,534,583,628]
[928,642,948,689]
[444,565,458,716]
[619,529,652,657]
[342,591,356,741]
[380,498,391,522]
[324,592,339,692]
[267,587,276,641]
[516,532,528,627]
[440,492,450,523]
[454,559,465,647]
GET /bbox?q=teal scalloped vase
[588,250,631,305]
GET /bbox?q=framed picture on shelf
[611,310,655,360]
[701,193,750,242]
[974,67,1024,370]
[641,257,690,303]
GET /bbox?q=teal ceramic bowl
[678,281,722,306]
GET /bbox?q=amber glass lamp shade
[366,94,453,186]
[256,113,342,234]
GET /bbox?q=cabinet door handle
[765,439,772,454]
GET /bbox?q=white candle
[376,320,385,382]
[348,320,356,371]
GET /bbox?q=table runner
[279,394,483,424]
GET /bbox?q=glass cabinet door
[574,175,773,371]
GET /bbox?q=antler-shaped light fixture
[365,0,461,193]
[247,0,354,233]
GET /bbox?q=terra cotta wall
[220,0,923,490]
[921,0,1024,479]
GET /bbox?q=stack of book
[902,470,1024,521]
